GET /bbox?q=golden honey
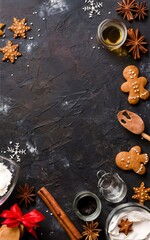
[97,19,127,51]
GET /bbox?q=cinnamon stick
[37,187,82,240]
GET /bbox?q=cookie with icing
[132,182,150,204]
[121,65,149,104]
[115,146,149,175]
[0,40,21,63]
[8,17,30,38]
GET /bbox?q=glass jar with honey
[97,19,127,51]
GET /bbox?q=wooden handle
[141,132,150,141]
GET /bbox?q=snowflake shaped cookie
[83,0,103,18]
[0,40,21,63]
[8,17,31,38]
[132,182,150,204]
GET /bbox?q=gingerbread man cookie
[121,65,149,104]
[115,146,149,175]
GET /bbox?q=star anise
[134,2,148,20]
[82,221,101,240]
[118,218,133,235]
[116,0,136,21]
[125,28,148,60]
[16,183,36,208]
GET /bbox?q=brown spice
[116,0,136,21]
[38,187,82,240]
[125,28,148,60]
[134,2,148,20]
[82,221,101,240]
[118,218,133,235]
[16,183,36,208]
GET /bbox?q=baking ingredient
[108,208,150,240]
[82,221,101,240]
[118,218,133,235]
[116,0,136,21]
[103,26,122,44]
[125,28,148,60]
[38,187,82,240]
[0,163,12,196]
[16,183,36,208]
[134,2,148,20]
[77,195,97,216]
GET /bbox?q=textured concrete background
[0,0,150,239]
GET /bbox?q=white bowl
[105,203,150,240]
[0,155,20,205]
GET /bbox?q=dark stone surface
[0,0,150,239]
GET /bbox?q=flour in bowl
[0,163,12,196]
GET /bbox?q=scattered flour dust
[26,142,38,155]
[0,163,12,196]
[38,0,68,17]
[0,96,12,115]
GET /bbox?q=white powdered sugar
[108,209,150,240]
[0,163,12,196]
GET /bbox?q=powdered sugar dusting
[38,0,68,17]
[0,96,12,115]
[25,41,38,53]
[26,142,38,155]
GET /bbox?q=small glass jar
[97,170,127,203]
[105,202,150,240]
[73,190,101,221]
[97,19,127,51]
